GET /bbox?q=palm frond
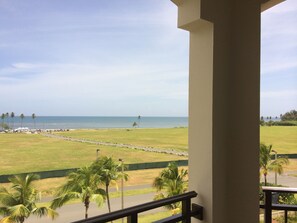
[7,204,30,219]
[91,193,105,207]
[32,206,58,219]
[0,191,18,207]
[153,162,188,208]
[0,206,9,216]
[50,192,80,209]
[0,216,16,223]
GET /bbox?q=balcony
[72,191,203,223]
[260,187,297,223]
[71,186,297,223]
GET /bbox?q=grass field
[54,128,188,151]
[0,132,182,175]
[260,126,297,154]
[0,126,296,175]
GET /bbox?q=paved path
[29,192,160,223]
[264,170,297,187]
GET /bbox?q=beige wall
[171,0,266,222]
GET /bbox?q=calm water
[7,116,188,129]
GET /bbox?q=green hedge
[0,160,188,183]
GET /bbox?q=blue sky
[261,0,297,117]
[0,0,296,117]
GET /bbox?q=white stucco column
[171,0,263,222]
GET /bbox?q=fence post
[264,190,272,223]
[127,213,138,223]
[182,197,191,223]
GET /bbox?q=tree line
[260,109,297,126]
[280,109,297,121]
[1,112,36,130]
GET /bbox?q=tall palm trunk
[264,173,267,186]
[84,197,90,219]
[106,184,111,213]
[20,216,25,223]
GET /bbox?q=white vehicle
[14,127,30,132]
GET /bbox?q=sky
[261,0,297,117]
[0,0,296,117]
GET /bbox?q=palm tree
[153,162,188,211]
[51,166,105,219]
[5,112,9,129]
[137,115,141,127]
[91,156,128,213]
[20,114,25,128]
[1,113,5,130]
[0,174,57,223]
[259,143,289,185]
[10,112,15,130]
[31,113,36,130]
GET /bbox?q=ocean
[6,116,188,129]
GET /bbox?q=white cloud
[261,61,297,74]
[0,61,188,102]
[261,0,297,78]
[11,63,46,69]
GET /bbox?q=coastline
[3,116,188,130]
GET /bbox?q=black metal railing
[260,186,297,223]
[72,191,203,223]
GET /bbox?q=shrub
[273,121,297,126]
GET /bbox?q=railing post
[264,190,272,223]
[127,213,138,223]
[182,198,191,223]
[72,191,200,223]
[284,210,288,223]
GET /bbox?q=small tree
[137,115,141,127]
[259,143,289,185]
[5,112,9,129]
[132,122,138,128]
[153,162,188,212]
[91,156,128,213]
[0,174,57,223]
[10,112,15,130]
[51,166,105,219]
[32,113,36,130]
[1,113,5,130]
[20,114,25,128]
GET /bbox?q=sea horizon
[4,116,188,130]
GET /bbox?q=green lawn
[54,128,188,151]
[0,133,182,175]
[0,126,296,174]
[260,126,297,154]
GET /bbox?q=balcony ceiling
[171,0,285,11]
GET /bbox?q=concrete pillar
[171,0,266,222]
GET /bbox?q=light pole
[271,149,278,185]
[96,149,100,160]
[119,158,124,223]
